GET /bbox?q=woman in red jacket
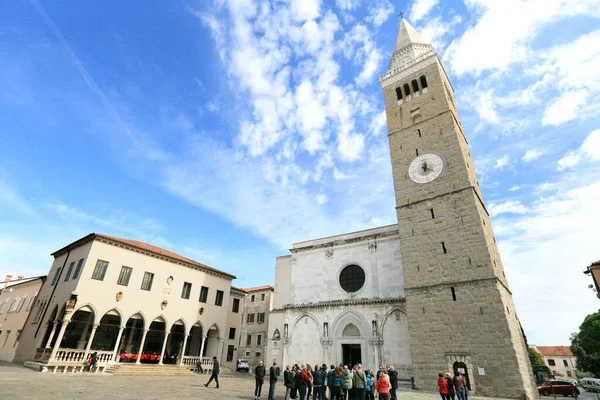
[376,371,391,400]
[438,373,450,400]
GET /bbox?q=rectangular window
[261,293,265,301]
[26,293,37,311]
[563,360,568,367]
[215,290,224,306]
[245,351,250,357]
[247,313,255,323]
[246,334,252,346]
[181,282,192,299]
[226,345,234,362]
[257,334,262,346]
[13,330,21,347]
[451,287,456,301]
[140,272,154,291]
[15,297,26,312]
[548,359,556,366]
[229,328,236,339]
[232,298,240,313]
[64,262,75,281]
[91,260,109,281]
[251,294,255,302]
[117,266,133,286]
[0,300,7,314]
[255,352,261,357]
[258,312,265,324]
[73,258,85,279]
[567,371,572,377]
[51,268,62,286]
[199,286,209,303]
[8,299,18,313]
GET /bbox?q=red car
[537,380,579,397]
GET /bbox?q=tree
[529,347,545,366]
[571,309,600,378]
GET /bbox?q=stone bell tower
[379,19,537,399]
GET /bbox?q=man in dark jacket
[204,356,220,388]
[268,362,278,400]
[255,360,266,399]
[387,365,398,400]
[312,364,327,400]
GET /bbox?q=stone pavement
[0,362,515,400]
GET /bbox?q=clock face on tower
[408,153,444,184]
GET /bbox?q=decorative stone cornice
[271,297,405,312]
[291,228,399,254]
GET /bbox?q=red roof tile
[244,285,274,292]
[89,233,236,279]
[536,346,573,357]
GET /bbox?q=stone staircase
[106,364,196,376]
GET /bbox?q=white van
[581,377,600,393]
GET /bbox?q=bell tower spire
[379,18,538,400]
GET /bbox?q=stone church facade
[267,18,537,399]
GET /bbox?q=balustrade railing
[181,356,213,370]
[95,351,114,364]
[34,348,52,361]
[54,349,86,363]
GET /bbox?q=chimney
[4,274,12,282]
[18,275,24,280]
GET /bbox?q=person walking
[351,364,367,400]
[269,362,279,400]
[255,360,267,399]
[89,351,98,372]
[438,373,450,400]
[446,373,456,400]
[342,365,353,400]
[453,372,467,400]
[387,366,398,400]
[204,356,220,388]
[375,371,391,400]
[366,370,374,400]
[284,365,295,400]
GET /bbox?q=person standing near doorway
[438,373,450,400]
[446,373,456,400]
[255,360,266,399]
[387,366,398,400]
[284,365,294,400]
[204,356,220,388]
[453,372,467,400]
[268,362,278,400]
[352,364,367,400]
[342,365,353,400]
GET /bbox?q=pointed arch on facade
[331,309,370,338]
[125,311,147,328]
[206,322,222,338]
[381,306,407,332]
[189,320,205,334]
[73,303,98,323]
[149,314,169,329]
[290,312,320,338]
[170,318,187,333]
[100,307,124,323]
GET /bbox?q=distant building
[15,233,239,373]
[222,286,247,371]
[0,276,46,362]
[536,346,577,378]
[239,285,274,370]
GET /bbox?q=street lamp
[583,260,600,299]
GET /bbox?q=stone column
[49,320,70,361]
[44,321,58,348]
[111,326,125,363]
[135,329,149,364]
[77,320,93,349]
[83,324,100,361]
[158,332,169,365]
[178,334,189,365]
[199,335,207,358]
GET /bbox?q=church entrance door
[453,361,471,390]
[342,344,361,366]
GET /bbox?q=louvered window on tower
[420,75,428,89]
[412,79,419,92]
[396,87,403,101]
[404,83,410,96]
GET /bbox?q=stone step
[108,364,196,376]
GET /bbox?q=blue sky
[1,0,599,345]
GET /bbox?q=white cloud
[488,200,529,217]
[365,0,394,28]
[291,0,321,21]
[494,155,510,169]
[316,193,329,204]
[557,129,600,171]
[541,89,588,126]
[522,149,543,162]
[410,0,439,22]
[370,110,387,136]
[417,15,462,50]
[336,0,361,11]
[508,185,521,191]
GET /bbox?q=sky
[0,0,599,346]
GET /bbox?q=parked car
[236,359,250,372]
[537,380,579,397]
[581,377,600,393]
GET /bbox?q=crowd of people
[253,361,403,400]
[437,372,470,400]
